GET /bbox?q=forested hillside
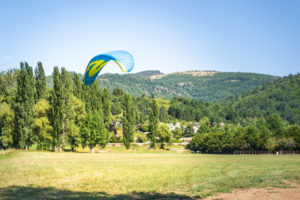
[221,73,300,124]
[98,70,276,101]
[167,73,300,125]
[46,70,276,102]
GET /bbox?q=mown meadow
[1,149,300,199]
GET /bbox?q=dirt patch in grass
[204,182,300,200]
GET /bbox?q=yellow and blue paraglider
[84,50,134,85]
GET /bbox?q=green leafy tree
[222,126,236,152]
[140,124,149,132]
[136,133,147,143]
[34,99,53,150]
[187,133,208,153]
[183,124,195,137]
[197,124,210,134]
[60,68,74,151]
[35,62,46,101]
[0,103,14,148]
[266,114,285,137]
[265,137,277,151]
[15,62,35,149]
[67,95,86,151]
[102,88,111,128]
[122,93,135,149]
[81,114,109,152]
[111,101,122,115]
[198,117,211,134]
[72,73,83,100]
[50,68,74,152]
[112,88,124,96]
[253,118,271,150]
[50,67,73,151]
[173,127,183,139]
[159,106,167,122]
[50,67,63,151]
[148,99,159,148]
[245,125,260,150]
[157,123,172,149]
[199,117,210,126]
[0,69,18,106]
[232,126,246,150]
[83,81,103,114]
[286,125,300,149]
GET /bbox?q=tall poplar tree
[51,67,74,152]
[60,68,73,151]
[122,93,135,149]
[15,62,35,149]
[83,81,103,115]
[50,67,63,151]
[81,81,109,151]
[149,98,159,148]
[72,73,82,100]
[35,62,46,101]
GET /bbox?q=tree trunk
[53,143,58,152]
[89,146,95,153]
[59,144,62,152]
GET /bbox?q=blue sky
[0,0,299,76]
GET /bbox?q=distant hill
[95,70,277,101]
[46,70,277,101]
[221,73,300,124]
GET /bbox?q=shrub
[140,124,149,132]
[136,133,147,143]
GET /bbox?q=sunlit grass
[0,149,300,199]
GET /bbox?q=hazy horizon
[0,64,292,77]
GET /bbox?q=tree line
[0,63,300,152]
[0,63,138,152]
[187,114,300,153]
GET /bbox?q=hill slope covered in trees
[46,70,276,102]
[166,73,300,125]
[221,73,300,124]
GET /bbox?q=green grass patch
[0,151,299,199]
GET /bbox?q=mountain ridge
[46,70,277,101]
[96,70,277,101]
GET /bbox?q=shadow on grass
[0,186,198,200]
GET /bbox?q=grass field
[0,148,300,199]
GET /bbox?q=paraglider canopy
[84,50,134,85]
